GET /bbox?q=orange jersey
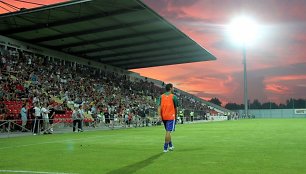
[160,93,176,120]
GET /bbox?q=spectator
[48,104,56,132]
[20,103,27,132]
[72,105,84,132]
[41,103,50,134]
[190,111,194,122]
[33,102,42,135]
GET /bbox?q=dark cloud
[191,91,218,99]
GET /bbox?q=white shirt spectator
[34,106,41,117]
[1,57,6,64]
[78,108,85,120]
[33,97,39,104]
[41,107,49,119]
[28,58,31,65]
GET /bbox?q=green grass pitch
[1,119,306,174]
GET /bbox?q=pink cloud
[265,84,289,94]
[264,75,306,83]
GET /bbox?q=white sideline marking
[0,169,78,174]
[0,134,116,150]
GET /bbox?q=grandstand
[0,0,230,136]
[3,2,306,174]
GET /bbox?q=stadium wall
[237,109,306,118]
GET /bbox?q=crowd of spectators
[0,46,216,133]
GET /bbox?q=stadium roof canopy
[0,0,216,69]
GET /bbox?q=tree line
[208,98,306,110]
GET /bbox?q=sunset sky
[1,0,306,105]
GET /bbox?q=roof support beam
[30,18,159,43]
[53,28,172,49]
[73,36,182,55]
[100,49,199,63]
[120,57,208,69]
[92,43,193,60]
[110,52,207,66]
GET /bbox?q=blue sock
[169,141,173,147]
[164,143,169,150]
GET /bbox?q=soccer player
[157,83,178,152]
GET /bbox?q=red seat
[54,114,59,118]
[13,109,19,114]
[66,118,73,123]
[4,101,11,105]
[54,118,60,123]
[12,105,21,110]
[67,110,73,115]
[84,118,92,123]
[57,114,64,118]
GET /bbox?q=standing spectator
[123,108,130,128]
[91,103,98,127]
[20,104,27,132]
[179,109,184,124]
[41,103,50,134]
[72,105,84,132]
[28,104,35,133]
[109,105,115,129]
[139,108,146,127]
[190,111,194,122]
[103,107,110,127]
[33,103,42,135]
[127,112,132,128]
[48,104,56,133]
[78,105,85,132]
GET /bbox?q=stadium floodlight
[227,16,260,46]
[227,16,260,118]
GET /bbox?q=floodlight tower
[228,16,260,118]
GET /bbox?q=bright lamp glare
[228,16,260,45]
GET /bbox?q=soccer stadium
[1,0,306,174]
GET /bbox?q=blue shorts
[163,120,175,132]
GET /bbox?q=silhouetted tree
[224,98,306,111]
[209,97,222,106]
[286,98,295,109]
[261,102,271,109]
[295,99,306,109]
[225,103,243,110]
[270,102,278,109]
[250,99,262,109]
[278,103,287,109]
[240,104,245,109]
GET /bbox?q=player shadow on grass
[176,147,204,152]
[106,153,164,174]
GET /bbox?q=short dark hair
[165,83,173,92]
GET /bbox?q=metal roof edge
[135,0,217,61]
